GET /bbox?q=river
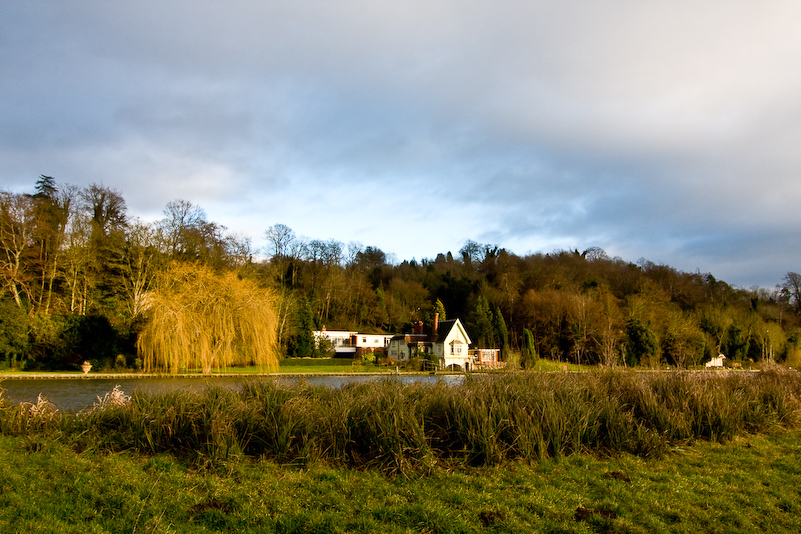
[0,374,464,412]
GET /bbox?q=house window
[362,337,367,343]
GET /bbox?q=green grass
[1,430,800,533]
[279,358,356,367]
[526,358,587,372]
[3,369,801,531]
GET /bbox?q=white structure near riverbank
[313,329,393,357]
[387,315,475,371]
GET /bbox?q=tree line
[1,176,800,370]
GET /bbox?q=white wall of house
[315,330,392,357]
[437,319,472,370]
[313,330,354,348]
[354,334,393,350]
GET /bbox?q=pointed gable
[432,318,472,346]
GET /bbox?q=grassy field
[0,430,799,533]
[1,369,800,532]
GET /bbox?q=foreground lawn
[1,430,800,533]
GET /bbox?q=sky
[2,1,800,288]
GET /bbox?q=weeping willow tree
[137,262,279,374]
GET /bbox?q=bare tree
[161,199,205,259]
[0,191,35,306]
[264,223,295,260]
[62,210,91,314]
[82,183,127,240]
[115,219,166,319]
[783,272,801,314]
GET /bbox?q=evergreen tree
[624,317,659,367]
[0,299,29,365]
[30,175,72,313]
[434,298,447,321]
[521,327,537,368]
[294,298,317,358]
[376,283,389,331]
[469,295,494,348]
[493,308,509,354]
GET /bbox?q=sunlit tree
[595,289,624,367]
[137,262,279,374]
[0,191,35,306]
[662,309,705,368]
[434,298,447,321]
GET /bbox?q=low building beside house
[472,348,502,369]
[313,329,393,358]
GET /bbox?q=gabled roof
[431,318,472,345]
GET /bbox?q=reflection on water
[0,374,464,412]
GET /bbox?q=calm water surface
[0,375,463,412]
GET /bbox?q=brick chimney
[431,313,439,340]
[414,321,424,335]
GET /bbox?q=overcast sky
[2,1,800,288]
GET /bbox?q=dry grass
[1,369,799,476]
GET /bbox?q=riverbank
[0,357,591,380]
[0,370,422,380]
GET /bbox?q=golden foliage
[137,262,278,374]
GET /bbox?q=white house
[705,354,727,368]
[354,333,394,353]
[313,329,393,357]
[387,315,474,371]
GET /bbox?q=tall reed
[2,369,800,475]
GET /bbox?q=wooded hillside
[2,176,800,370]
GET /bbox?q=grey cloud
[2,1,801,287]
